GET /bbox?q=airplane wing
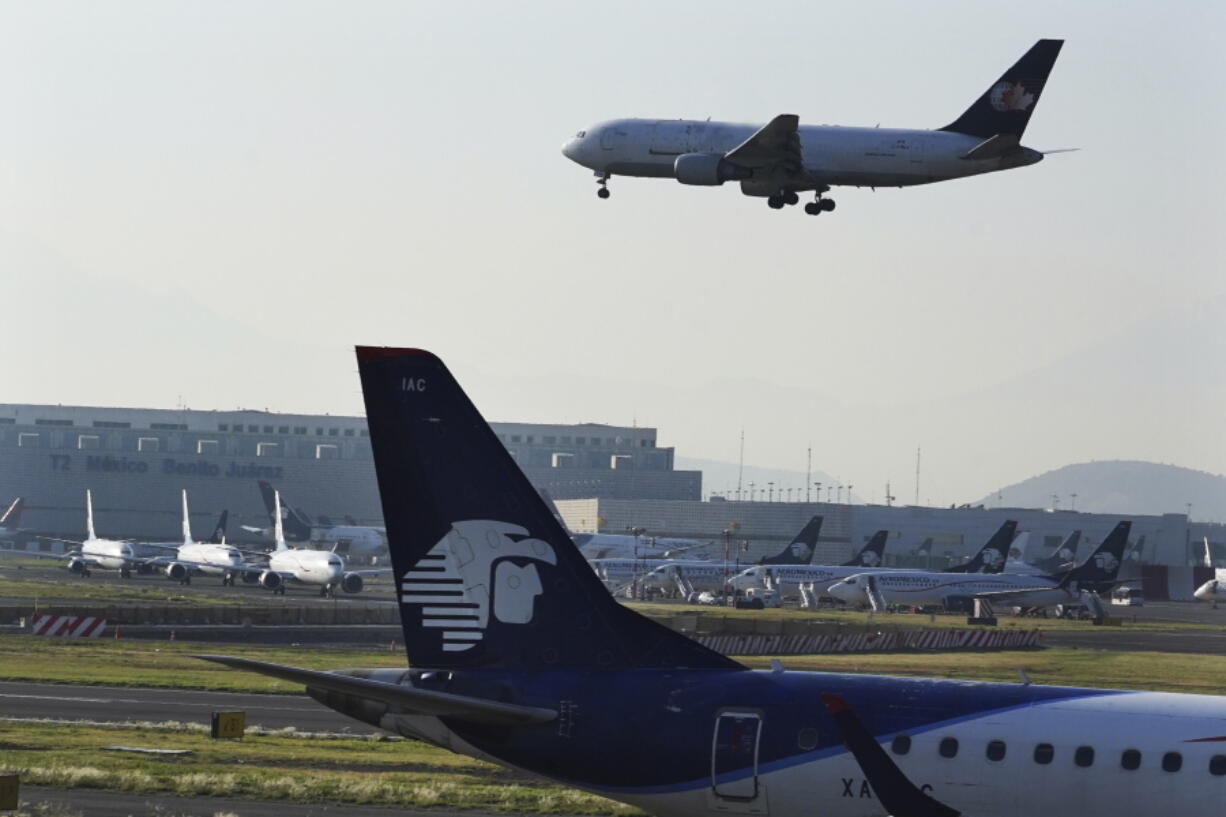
[0,549,78,561]
[346,568,394,579]
[195,655,556,726]
[724,114,802,171]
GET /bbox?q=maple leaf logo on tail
[990,81,1035,112]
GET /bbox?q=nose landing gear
[596,172,611,199]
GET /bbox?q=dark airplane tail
[913,537,933,556]
[1060,521,1130,592]
[0,497,24,529]
[355,347,740,672]
[945,520,1016,574]
[206,510,229,544]
[257,480,312,541]
[843,529,888,568]
[940,39,1063,139]
[1033,530,1081,572]
[760,516,823,565]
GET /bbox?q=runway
[17,785,537,817]
[0,680,376,734]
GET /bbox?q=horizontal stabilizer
[961,133,1020,160]
[194,655,557,726]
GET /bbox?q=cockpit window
[575,130,586,138]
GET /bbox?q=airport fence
[693,628,1042,656]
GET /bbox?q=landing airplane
[593,516,824,592]
[252,490,387,597]
[201,347,1226,817]
[562,39,1066,214]
[827,521,1130,613]
[243,480,386,562]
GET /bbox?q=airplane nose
[561,139,580,162]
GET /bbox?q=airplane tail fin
[940,39,1063,139]
[272,491,290,552]
[356,346,740,672]
[1035,529,1081,572]
[258,480,312,540]
[1063,521,1130,589]
[0,497,24,529]
[207,510,229,545]
[181,489,194,546]
[85,490,97,541]
[945,520,1016,573]
[760,516,823,565]
[914,537,933,556]
[1205,537,1214,569]
[842,529,887,568]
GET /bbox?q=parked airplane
[536,488,713,561]
[203,347,1226,817]
[33,490,141,578]
[252,490,387,597]
[1005,530,1082,575]
[244,480,386,561]
[593,516,824,592]
[0,497,25,537]
[724,528,894,595]
[145,491,248,586]
[828,521,1131,612]
[562,39,1065,214]
[1193,538,1226,605]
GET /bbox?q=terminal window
[294,426,307,435]
[197,440,219,454]
[94,421,130,429]
[247,425,259,433]
[218,424,229,431]
[278,426,289,434]
[315,444,339,460]
[343,429,354,437]
[257,442,279,457]
[328,428,338,436]
[17,433,38,448]
[263,425,273,433]
[138,437,160,453]
[77,435,100,450]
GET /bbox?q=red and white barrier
[29,615,107,638]
[693,627,1041,656]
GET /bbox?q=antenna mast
[736,429,745,502]
[914,446,921,506]
[806,445,812,503]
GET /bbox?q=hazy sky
[3,1,1223,506]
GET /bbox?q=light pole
[846,484,854,505]
[1070,493,1077,512]
[815,482,822,504]
[748,481,756,502]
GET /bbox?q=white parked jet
[243,480,386,562]
[145,490,250,586]
[253,490,388,597]
[563,39,1065,214]
[1193,538,1226,605]
[29,490,142,578]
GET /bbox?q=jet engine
[67,557,86,574]
[166,562,189,581]
[259,570,283,590]
[673,153,750,186]
[340,573,364,594]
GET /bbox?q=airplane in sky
[827,521,1130,612]
[243,480,386,561]
[202,347,1226,817]
[252,490,388,597]
[592,516,824,592]
[562,39,1065,214]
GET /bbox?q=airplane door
[711,710,762,800]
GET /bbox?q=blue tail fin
[1061,521,1130,592]
[1032,529,1081,572]
[356,347,740,672]
[760,516,822,565]
[257,480,312,541]
[842,529,888,567]
[945,520,1016,574]
[940,39,1063,139]
[206,510,229,544]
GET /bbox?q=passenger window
[1162,752,1182,773]
[1209,755,1226,776]
[1034,743,1054,764]
[797,728,819,751]
[1121,749,1141,770]
[986,740,1007,762]
[939,737,958,758]
[892,735,911,755]
[1075,746,1095,767]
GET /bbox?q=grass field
[0,574,252,607]
[0,720,639,814]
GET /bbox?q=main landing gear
[767,190,800,209]
[596,172,611,199]
[804,198,836,215]
[767,188,836,214]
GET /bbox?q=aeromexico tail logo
[990,80,1035,112]
[790,540,815,561]
[399,521,557,653]
[858,549,881,567]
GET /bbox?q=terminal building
[0,403,699,541]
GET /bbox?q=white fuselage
[642,562,760,594]
[270,549,344,586]
[1194,570,1226,602]
[562,118,1042,194]
[78,539,135,571]
[577,533,709,561]
[177,542,245,577]
[308,526,385,559]
[728,564,903,594]
[828,569,1077,608]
